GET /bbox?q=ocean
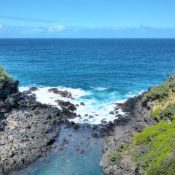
[1,39,175,174]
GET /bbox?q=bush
[0,66,11,81]
[142,85,169,103]
[153,107,161,118]
[142,76,175,103]
[162,103,175,119]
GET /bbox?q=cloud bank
[0,24,175,38]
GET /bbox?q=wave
[19,86,142,125]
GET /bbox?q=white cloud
[48,25,65,32]
[0,24,3,29]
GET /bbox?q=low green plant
[131,120,175,175]
[0,66,11,81]
[153,107,161,118]
[110,151,122,165]
[162,103,175,119]
[142,76,175,103]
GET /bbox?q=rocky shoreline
[0,78,66,174]
[0,67,162,175]
[100,95,156,175]
[0,73,115,174]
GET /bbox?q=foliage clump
[142,76,175,104]
[162,103,175,119]
[110,151,122,165]
[0,66,11,82]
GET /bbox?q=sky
[0,0,175,38]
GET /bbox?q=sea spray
[19,86,141,124]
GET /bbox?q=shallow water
[12,126,104,175]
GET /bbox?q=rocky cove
[0,68,118,174]
[1,66,175,175]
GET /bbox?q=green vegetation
[162,103,175,119]
[110,151,122,165]
[142,76,175,120]
[131,120,175,175]
[152,106,161,118]
[129,76,175,174]
[142,76,175,103]
[110,76,175,174]
[0,66,11,82]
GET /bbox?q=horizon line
[0,37,175,39]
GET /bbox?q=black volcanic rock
[0,68,74,174]
[0,78,19,99]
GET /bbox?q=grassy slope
[110,76,175,175]
[131,76,175,175]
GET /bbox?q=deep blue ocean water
[1,39,175,175]
[1,39,175,91]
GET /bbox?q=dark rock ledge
[0,77,69,175]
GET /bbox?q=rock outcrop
[100,96,155,175]
[0,72,64,174]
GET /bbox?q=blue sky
[0,0,175,38]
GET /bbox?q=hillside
[101,76,175,175]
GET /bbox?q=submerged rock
[80,102,85,106]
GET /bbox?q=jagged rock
[29,87,38,92]
[55,100,77,111]
[0,78,18,99]
[109,111,114,115]
[0,73,76,174]
[48,88,72,98]
[80,102,85,106]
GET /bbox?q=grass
[130,120,175,175]
[131,76,175,174]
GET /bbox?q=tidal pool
[12,125,104,175]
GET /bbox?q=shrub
[0,66,11,81]
[110,151,122,165]
[162,103,175,119]
[153,107,161,118]
[142,75,175,103]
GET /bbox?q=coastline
[0,72,115,174]
[0,74,149,175]
[1,66,175,175]
[100,76,175,175]
[100,94,154,174]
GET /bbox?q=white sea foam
[93,87,108,91]
[19,86,141,125]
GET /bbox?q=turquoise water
[1,39,175,174]
[12,126,103,175]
